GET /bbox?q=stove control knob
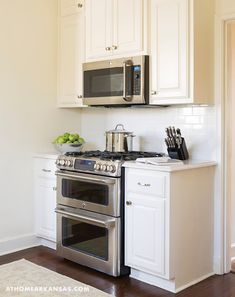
[101,164,107,171]
[109,165,116,173]
[60,159,65,166]
[95,163,101,170]
[56,159,60,165]
[65,160,72,167]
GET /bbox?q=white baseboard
[175,272,215,293]
[231,243,235,258]
[0,234,40,256]
[39,238,56,250]
[130,269,214,293]
[130,269,176,292]
[0,234,56,256]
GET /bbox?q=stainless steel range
[55,150,163,276]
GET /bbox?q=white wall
[81,106,216,160]
[216,0,235,15]
[0,0,80,243]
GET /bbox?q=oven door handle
[55,208,116,228]
[56,172,116,185]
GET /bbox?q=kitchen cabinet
[34,155,57,242]
[125,192,166,277]
[57,0,86,108]
[150,0,214,105]
[60,0,83,17]
[124,162,216,293]
[85,0,146,61]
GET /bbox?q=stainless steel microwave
[83,55,149,106]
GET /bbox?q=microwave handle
[123,60,133,102]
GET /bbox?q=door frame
[215,12,235,274]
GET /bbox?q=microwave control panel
[133,65,141,95]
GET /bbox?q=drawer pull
[42,169,52,173]
[137,182,151,187]
[53,187,57,191]
[126,201,132,206]
[151,90,158,95]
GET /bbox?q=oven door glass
[62,217,109,260]
[84,66,133,98]
[62,179,109,206]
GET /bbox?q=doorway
[225,20,235,273]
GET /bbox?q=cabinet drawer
[34,158,57,178]
[126,169,167,198]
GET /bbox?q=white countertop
[122,159,217,172]
[33,152,59,159]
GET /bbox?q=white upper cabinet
[57,0,86,108]
[85,0,145,61]
[60,0,83,17]
[150,0,188,101]
[150,0,214,105]
[85,0,112,60]
[112,0,143,56]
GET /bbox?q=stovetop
[64,150,163,161]
[56,150,164,177]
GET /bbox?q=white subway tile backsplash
[81,105,216,160]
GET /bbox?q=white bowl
[54,143,83,154]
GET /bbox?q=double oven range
[55,150,162,276]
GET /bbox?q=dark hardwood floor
[1,246,235,297]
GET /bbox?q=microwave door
[83,67,124,103]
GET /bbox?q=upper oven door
[83,56,148,106]
[56,171,121,217]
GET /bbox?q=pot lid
[106,124,133,134]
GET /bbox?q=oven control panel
[74,159,96,171]
[56,157,120,177]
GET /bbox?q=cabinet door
[35,178,57,242]
[125,193,166,277]
[150,0,189,104]
[112,0,143,56]
[58,9,85,107]
[85,0,113,60]
[60,0,83,17]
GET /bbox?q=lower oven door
[56,171,120,217]
[56,206,121,276]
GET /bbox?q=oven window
[62,179,109,205]
[62,217,108,261]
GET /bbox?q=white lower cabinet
[124,164,215,293]
[125,193,166,277]
[34,156,57,242]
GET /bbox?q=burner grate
[64,150,164,161]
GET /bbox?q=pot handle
[115,124,125,131]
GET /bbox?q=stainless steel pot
[105,124,135,152]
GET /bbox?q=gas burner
[100,151,164,161]
[82,150,102,158]
[64,151,84,157]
